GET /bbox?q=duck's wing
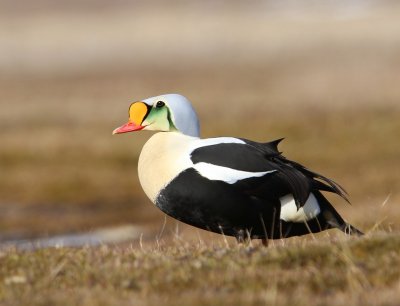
[190,138,348,209]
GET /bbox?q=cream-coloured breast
[138,132,197,203]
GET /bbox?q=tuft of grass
[0,233,399,306]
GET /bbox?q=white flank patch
[280,193,321,223]
[193,162,276,184]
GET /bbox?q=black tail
[314,191,364,236]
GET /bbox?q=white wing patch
[280,193,321,223]
[193,162,276,184]
[188,137,246,152]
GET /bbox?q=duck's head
[113,94,200,137]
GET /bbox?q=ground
[1,233,400,306]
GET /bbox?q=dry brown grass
[1,233,400,306]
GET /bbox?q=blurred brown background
[1,0,399,242]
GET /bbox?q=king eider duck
[113,94,362,243]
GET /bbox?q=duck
[113,93,362,243]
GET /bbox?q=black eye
[156,101,165,108]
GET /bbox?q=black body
[155,139,362,240]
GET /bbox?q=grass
[1,233,399,306]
